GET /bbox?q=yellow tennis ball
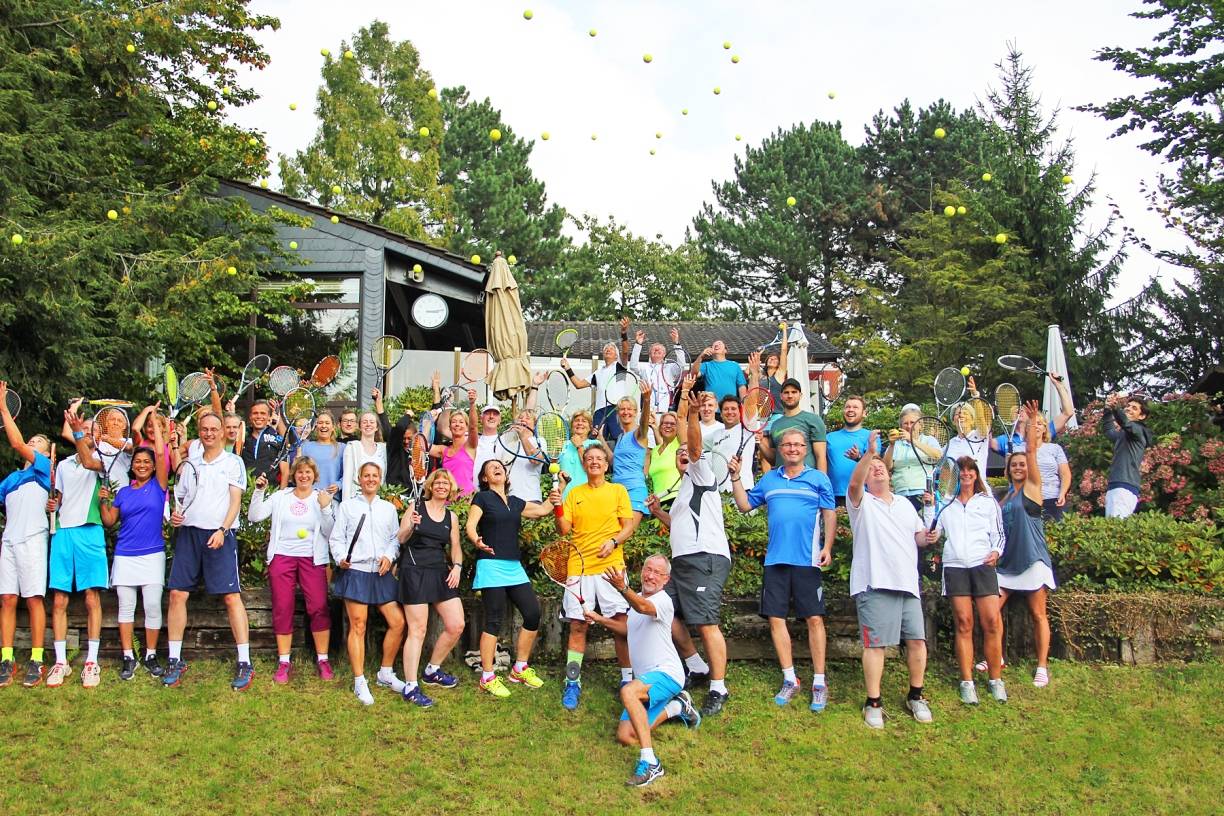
[1061,174,1073,185]
[943,205,956,217]
[344,50,354,60]
[508,254,517,265]
[126,43,136,54]
[227,266,237,276]
[207,100,217,111]
[289,102,297,111]
[956,205,967,215]
[735,134,742,141]
[960,366,970,376]
[320,48,330,57]
[471,254,482,264]
[549,463,560,474]
[649,148,656,155]
[107,209,118,220]
[643,54,653,63]
[412,263,422,273]
[540,131,550,140]
[523,9,533,19]
[590,133,597,141]
[589,29,597,37]
[731,55,740,63]
[297,528,308,539]
[419,126,430,137]
[681,108,689,115]
[713,86,721,95]
[330,215,339,224]
[786,196,797,207]
[723,41,732,49]
[331,184,341,194]
[981,172,992,182]
[259,179,268,188]
[995,233,1008,244]
[427,87,438,99]
[490,128,502,142]
[934,127,946,139]
[655,131,663,139]
[10,234,22,245]
[828,90,836,99]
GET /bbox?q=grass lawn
[1,656,1221,815]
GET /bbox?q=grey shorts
[855,589,925,648]
[942,564,1000,598]
[663,552,730,626]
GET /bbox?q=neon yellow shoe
[480,675,511,698]
[509,665,544,689]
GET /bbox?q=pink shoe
[274,661,292,685]
[316,659,335,681]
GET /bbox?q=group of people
[0,319,1156,788]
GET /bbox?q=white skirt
[997,560,1056,592]
[111,551,167,587]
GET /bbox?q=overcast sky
[231,0,1179,304]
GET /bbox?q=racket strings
[937,460,958,496]
[462,350,491,382]
[934,368,966,404]
[995,385,1020,424]
[544,371,569,411]
[311,355,341,388]
[538,541,573,584]
[555,329,578,351]
[606,371,639,403]
[537,414,567,459]
[410,436,428,480]
[181,373,211,402]
[268,366,299,396]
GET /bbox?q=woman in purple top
[99,409,169,681]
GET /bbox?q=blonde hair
[423,468,456,500]
[291,456,319,483]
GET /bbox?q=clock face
[411,293,449,330]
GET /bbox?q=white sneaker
[905,696,933,723]
[376,669,406,694]
[1033,667,1050,688]
[46,662,72,688]
[959,680,979,705]
[82,661,101,689]
[354,679,375,706]
[862,704,885,729]
[988,678,1008,703]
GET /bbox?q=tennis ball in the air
[995,233,1008,244]
[540,131,550,140]
[331,184,342,195]
[1061,174,1073,185]
[934,127,946,139]
[960,366,970,376]
[828,90,836,99]
[713,86,721,95]
[297,528,308,539]
[289,102,297,111]
[735,134,742,141]
[649,148,656,155]
[289,241,298,250]
[590,133,598,140]
[419,126,430,137]
[125,43,136,54]
[956,205,967,216]
[981,172,992,182]
[490,128,502,142]
[344,50,354,59]
[643,54,653,63]
[723,41,732,49]
[471,254,482,264]
[330,215,339,224]
[320,48,330,57]
[107,209,119,220]
[655,131,663,139]
[589,29,597,37]
[731,55,740,63]
[412,263,422,273]
[10,234,22,245]
[207,100,217,111]
[549,463,560,475]
[259,180,268,188]
[427,87,438,99]
[786,196,797,207]
[248,137,258,147]
[943,206,956,217]
[508,255,517,265]
[227,266,237,276]
[523,9,533,19]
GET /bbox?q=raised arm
[682,374,701,453]
[561,354,592,390]
[1049,374,1074,436]
[778,321,789,380]
[619,316,631,366]
[669,328,687,368]
[746,351,761,392]
[0,381,35,464]
[65,410,102,471]
[205,368,224,419]
[1022,401,1043,494]
[151,407,168,490]
[847,429,879,507]
[636,383,653,445]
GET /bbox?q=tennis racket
[705,446,731,487]
[265,387,317,480]
[660,360,684,403]
[87,399,135,409]
[997,354,1063,382]
[309,354,341,393]
[174,372,213,428]
[926,457,960,530]
[933,367,966,416]
[173,459,200,517]
[554,328,579,354]
[268,365,300,397]
[418,412,435,447]
[409,433,430,507]
[816,364,847,415]
[651,469,684,502]
[543,370,570,412]
[164,365,180,417]
[734,387,774,459]
[495,424,539,467]
[441,385,472,412]
[994,383,1021,454]
[48,442,57,535]
[956,397,995,458]
[459,348,492,385]
[535,411,568,476]
[604,369,640,408]
[538,538,587,609]
[91,406,130,501]
[372,335,405,390]
[907,414,952,503]
[236,353,271,401]
[343,513,367,565]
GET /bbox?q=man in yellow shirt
[549,443,635,710]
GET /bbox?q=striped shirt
[744,467,835,566]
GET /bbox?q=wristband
[554,504,564,518]
[529,386,538,391]
[731,477,741,483]
[72,430,84,441]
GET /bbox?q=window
[254,276,361,402]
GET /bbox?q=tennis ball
[828,90,836,99]
[735,134,742,141]
[731,55,740,63]
[956,205,967,215]
[412,263,422,273]
[995,233,1008,244]
[1061,174,1073,185]
[981,172,992,182]
[320,48,330,57]
[681,108,688,115]
[590,133,597,140]
[655,131,663,139]
[943,205,955,217]
[960,366,970,376]
[289,241,298,250]
[549,463,560,475]
[10,234,22,245]
[713,86,721,95]
[107,209,118,220]
[490,128,501,142]
[508,254,517,265]
[248,137,259,147]
[419,126,430,137]
[331,184,342,194]
[344,50,354,59]
[427,87,438,99]
[126,43,136,54]
[289,102,297,111]
[589,29,597,37]
[523,9,533,19]
[330,215,339,224]
[227,266,237,275]
[540,131,550,140]
[649,148,656,155]
[643,54,654,64]
[297,528,308,539]
[934,127,946,139]
[786,196,797,207]
[207,100,217,111]
[259,180,268,188]
[471,254,482,264]
[723,41,732,49]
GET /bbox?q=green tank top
[647,437,681,501]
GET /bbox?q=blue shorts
[168,526,242,595]
[619,671,683,722]
[49,525,109,593]
[760,564,825,619]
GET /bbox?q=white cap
[480,403,503,415]
[901,403,921,414]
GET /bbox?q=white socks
[54,640,66,664]
[86,640,99,664]
[145,648,156,659]
[123,649,135,660]
[782,666,797,684]
[513,660,527,673]
[640,747,657,764]
[278,653,290,664]
[317,653,328,663]
[482,670,496,683]
[709,678,728,695]
[664,699,683,719]
[684,653,710,674]
[424,663,440,675]
[236,643,250,663]
[813,673,826,688]
[168,641,183,660]
[620,667,634,683]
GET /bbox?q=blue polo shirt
[745,467,835,567]
[825,427,879,497]
[0,452,51,500]
[700,359,746,403]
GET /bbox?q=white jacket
[328,494,400,572]
[341,440,387,502]
[248,487,335,566]
[934,492,1005,568]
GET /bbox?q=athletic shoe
[46,662,71,688]
[700,689,729,717]
[422,667,458,688]
[684,670,710,690]
[401,685,433,708]
[809,683,829,713]
[355,682,375,706]
[626,759,665,788]
[375,670,406,694]
[508,665,544,688]
[274,661,292,685]
[1033,667,1050,688]
[162,658,187,687]
[975,659,1006,673]
[142,654,164,678]
[905,696,934,723]
[959,681,979,705]
[479,675,511,698]
[231,661,255,691]
[561,679,581,710]
[675,691,702,729]
[82,661,100,688]
[316,659,335,681]
[118,656,138,681]
[862,703,885,729]
[21,661,44,688]
[774,680,800,706]
[987,678,1008,703]
[0,659,13,687]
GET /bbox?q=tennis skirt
[111,552,167,587]
[331,568,399,606]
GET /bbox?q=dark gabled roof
[526,321,841,361]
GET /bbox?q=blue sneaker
[561,679,581,710]
[626,759,665,787]
[774,680,800,706]
[162,658,188,687]
[422,667,457,688]
[675,691,702,729]
[231,661,255,691]
[810,683,828,713]
[401,685,434,708]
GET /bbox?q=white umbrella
[785,323,814,414]
[1043,324,1078,430]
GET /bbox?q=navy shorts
[168,527,241,595]
[760,564,825,619]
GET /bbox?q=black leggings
[481,582,541,636]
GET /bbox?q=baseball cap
[480,403,503,415]
[781,377,803,391]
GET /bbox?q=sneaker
[700,689,729,717]
[561,679,582,710]
[959,680,979,705]
[987,678,1008,703]
[0,659,13,687]
[401,685,433,708]
[1033,667,1049,688]
[82,661,100,688]
[905,696,934,723]
[809,683,829,713]
[684,670,710,690]
[975,659,1006,673]
[142,654,164,678]
[355,681,375,706]
[46,662,71,688]
[274,661,292,685]
[118,656,138,681]
[508,664,544,688]
[162,658,187,687]
[231,661,255,691]
[316,659,335,681]
[375,670,406,694]
[626,759,665,788]
[21,661,45,688]
[480,675,511,698]
[675,690,701,729]
[422,667,458,688]
[863,703,885,729]
[774,680,800,706]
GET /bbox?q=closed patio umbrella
[484,252,532,402]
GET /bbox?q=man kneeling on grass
[583,557,701,788]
